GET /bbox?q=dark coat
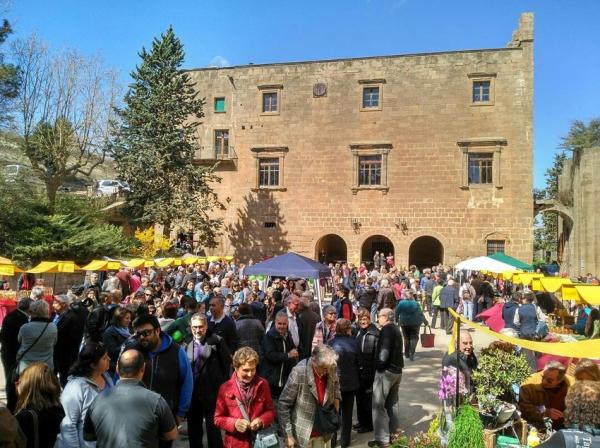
[297,308,320,360]
[102,325,130,372]
[235,314,264,355]
[186,330,232,405]
[355,323,380,380]
[357,286,377,309]
[85,304,111,342]
[209,314,239,352]
[53,308,85,368]
[439,286,459,309]
[259,326,298,389]
[502,301,519,329]
[375,323,404,374]
[377,287,396,310]
[0,308,29,364]
[330,335,360,392]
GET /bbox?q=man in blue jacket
[128,314,193,446]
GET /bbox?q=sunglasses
[135,329,155,338]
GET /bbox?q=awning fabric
[449,309,600,358]
[513,273,544,286]
[244,252,332,279]
[126,259,155,268]
[573,285,600,306]
[0,257,23,276]
[80,260,124,271]
[539,277,573,293]
[27,261,81,274]
[455,256,516,273]
[488,252,533,271]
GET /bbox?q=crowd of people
[0,258,598,448]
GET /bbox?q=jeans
[370,302,378,323]
[425,295,432,314]
[372,369,402,444]
[401,325,420,358]
[463,301,474,321]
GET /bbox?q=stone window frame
[214,96,226,113]
[251,146,288,191]
[468,72,496,106]
[359,79,385,112]
[486,239,506,256]
[457,138,507,190]
[258,84,283,116]
[349,142,392,194]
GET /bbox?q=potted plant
[471,343,531,428]
[437,365,468,429]
[447,404,485,448]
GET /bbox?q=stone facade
[553,147,600,276]
[187,13,534,267]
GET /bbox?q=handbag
[313,404,340,434]
[420,325,435,348]
[234,397,279,448]
[10,322,50,384]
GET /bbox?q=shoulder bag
[313,403,340,435]
[10,322,50,383]
[234,396,279,448]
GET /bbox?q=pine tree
[112,26,222,247]
[0,19,20,126]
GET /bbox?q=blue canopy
[244,252,332,279]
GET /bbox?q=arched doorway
[361,235,394,267]
[409,236,444,269]
[315,234,347,264]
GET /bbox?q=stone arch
[408,235,444,269]
[315,234,348,264]
[361,234,395,267]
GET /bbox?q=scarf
[114,326,131,339]
[236,375,256,408]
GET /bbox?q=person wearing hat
[52,294,86,388]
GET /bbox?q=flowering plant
[437,366,468,401]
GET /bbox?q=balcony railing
[196,145,237,162]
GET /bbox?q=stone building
[546,147,600,277]
[187,13,534,268]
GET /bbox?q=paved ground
[1,324,496,447]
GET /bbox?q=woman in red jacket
[214,347,276,448]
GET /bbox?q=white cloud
[208,55,231,68]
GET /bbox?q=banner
[448,308,600,359]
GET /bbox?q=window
[214,97,225,113]
[262,92,278,113]
[264,222,276,228]
[258,158,280,187]
[358,155,382,186]
[350,143,391,193]
[468,73,495,105]
[362,87,380,108]
[214,130,229,158]
[487,240,505,256]
[468,153,493,184]
[472,81,490,102]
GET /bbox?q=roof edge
[184,47,520,73]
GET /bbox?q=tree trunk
[46,181,60,214]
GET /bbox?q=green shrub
[447,405,484,448]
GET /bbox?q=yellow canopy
[182,256,198,264]
[538,277,573,293]
[80,260,124,271]
[0,256,23,276]
[513,273,543,285]
[448,309,600,358]
[27,261,81,274]
[560,285,582,302]
[501,270,521,281]
[126,259,155,268]
[573,285,600,306]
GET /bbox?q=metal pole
[455,313,461,409]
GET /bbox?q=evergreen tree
[112,26,221,247]
[0,19,20,126]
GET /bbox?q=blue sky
[7,0,600,189]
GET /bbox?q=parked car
[95,179,131,196]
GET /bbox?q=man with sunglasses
[126,314,193,445]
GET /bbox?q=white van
[95,179,131,196]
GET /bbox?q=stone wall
[186,13,534,267]
[557,147,600,276]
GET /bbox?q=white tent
[454,256,516,273]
